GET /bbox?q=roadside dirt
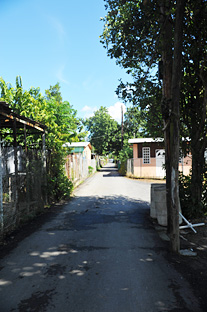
[158,216,207,311]
[0,202,66,260]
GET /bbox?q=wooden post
[0,136,3,234]
[42,131,47,205]
[24,124,27,153]
[13,119,18,220]
[121,105,124,148]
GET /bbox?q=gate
[156,149,165,178]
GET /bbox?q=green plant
[118,161,127,176]
[88,166,94,175]
[179,172,205,218]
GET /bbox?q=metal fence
[127,159,134,176]
[0,145,46,237]
[65,153,96,186]
[0,146,101,237]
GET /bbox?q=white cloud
[57,64,70,85]
[81,105,97,119]
[48,15,66,44]
[107,102,126,124]
[81,102,126,123]
[81,105,92,112]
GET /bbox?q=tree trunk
[169,0,185,252]
[161,0,185,252]
[160,0,173,239]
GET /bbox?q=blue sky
[0,0,131,123]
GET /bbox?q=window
[142,147,150,164]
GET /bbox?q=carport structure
[0,101,47,236]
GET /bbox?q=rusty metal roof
[0,101,46,132]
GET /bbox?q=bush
[88,166,94,175]
[179,172,205,218]
[118,161,127,175]
[179,173,192,218]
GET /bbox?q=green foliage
[47,168,74,201]
[45,82,63,103]
[101,0,207,215]
[118,145,133,163]
[84,106,121,155]
[123,106,146,138]
[101,1,165,138]
[119,80,163,138]
[118,161,127,176]
[179,171,207,218]
[101,0,161,70]
[179,173,193,218]
[0,76,86,202]
[88,166,94,175]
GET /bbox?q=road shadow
[46,195,151,232]
[98,164,120,177]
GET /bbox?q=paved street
[0,164,201,311]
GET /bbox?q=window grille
[142,147,150,164]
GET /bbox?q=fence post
[42,132,47,205]
[13,119,18,222]
[0,137,3,234]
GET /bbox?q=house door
[156,149,165,178]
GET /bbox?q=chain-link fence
[126,159,134,176]
[0,145,46,237]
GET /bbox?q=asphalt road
[0,163,202,311]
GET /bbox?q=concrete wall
[127,155,192,179]
[83,145,92,160]
[132,158,157,178]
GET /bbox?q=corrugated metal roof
[0,101,46,132]
[63,142,91,148]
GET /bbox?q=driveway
[0,163,202,311]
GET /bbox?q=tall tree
[180,0,207,215]
[168,0,185,251]
[118,79,163,138]
[45,82,63,103]
[101,0,186,252]
[84,106,121,155]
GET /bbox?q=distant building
[128,138,192,178]
[63,142,92,160]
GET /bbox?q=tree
[179,0,207,215]
[102,0,207,220]
[118,79,163,138]
[84,106,121,155]
[123,106,146,138]
[101,0,186,252]
[45,82,63,103]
